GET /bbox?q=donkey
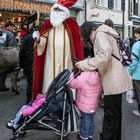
[0,47,20,94]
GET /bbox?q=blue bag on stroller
[7,69,79,140]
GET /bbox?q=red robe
[32,18,84,99]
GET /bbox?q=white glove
[32,31,40,40]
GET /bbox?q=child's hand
[69,72,74,79]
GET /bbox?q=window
[130,0,133,15]
[108,0,121,10]
[96,0,106,7]
[134,0,138,15]
[108,0,114,9]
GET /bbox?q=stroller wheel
[10,131,27,140]
[10,137,18,140]
[19,131,27,137]
[63,130,69,138]
[63,133,69,138]
[10,132,19,140]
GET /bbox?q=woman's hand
[75,59,90,71]
[75,61,82,70]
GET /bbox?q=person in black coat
[19,23,35,103]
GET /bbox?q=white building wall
[76,10,85,25]
[87,7,122,25]
[75,0,140,39]
[85,0,123,36]
[72,0,84,25]
[124,0,129,39]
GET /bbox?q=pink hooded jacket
[69,71,102,113]
[21,94,45,117]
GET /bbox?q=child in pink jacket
[6,93,45,129]
[69,37,102,140]
[69,70,102,140]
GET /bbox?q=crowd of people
[1,0,140,140]
[0,17,40,103]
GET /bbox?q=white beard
[50,10,69,27]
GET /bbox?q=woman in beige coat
[76,22,132,140]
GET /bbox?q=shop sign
[0,0,51,13]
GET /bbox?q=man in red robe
[33,0,84,99]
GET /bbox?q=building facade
[127,0,140,38]
[84,0,140,39]
[85,0,123,37]
[1,0,139,40]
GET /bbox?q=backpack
[112,38,132,66]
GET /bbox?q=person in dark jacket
[20,22,28,40]
[19,22,35,103]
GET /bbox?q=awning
[0,0,52,14]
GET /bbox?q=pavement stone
[0,77,140,140]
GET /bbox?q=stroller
[7,69,80,140]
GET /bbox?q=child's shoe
[6,120,18,129]
[77,133,88,140]
[6,120,14,129]
[132,110,140,117]
[88,136,93,140]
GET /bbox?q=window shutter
[108,0,114,9]
[121,0,125,11]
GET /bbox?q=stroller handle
[47,67,81,95]
[66,67,81,85]
[54,67,81,94]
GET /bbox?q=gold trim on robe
[37,32,48,56]
[42,24,73,94]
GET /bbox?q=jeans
[11,105,27,128]
[80,111,94,140]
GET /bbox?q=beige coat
[76,24,132,95]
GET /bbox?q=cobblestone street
[0,77,140,140]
